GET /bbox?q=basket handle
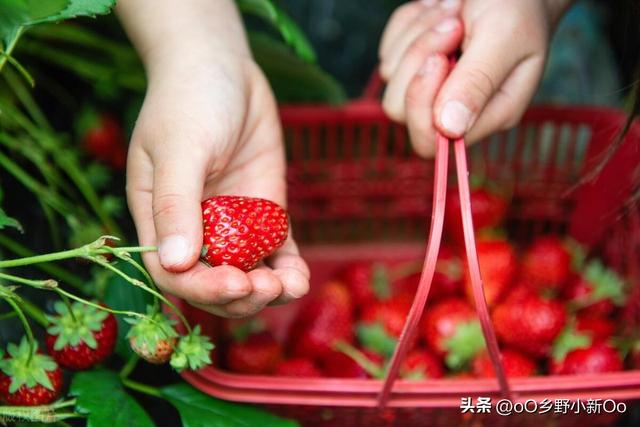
[377,58,511,406]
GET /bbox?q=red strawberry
[493,294,566,357]
[422,298,484,370]
[472,349,536,378]
[400,350,444,379]
[551,342,623,375]
[0,339,63,406]
[201,196,289,272]
[575,316,615,342]
[563,261,626,317]
[357,296,412,357]
[79,111,127,169]
[521,236,571,291]
[127,307,179,364]
[430,246,464,300]
[444,186,508,245]
[289,281,353,359]
[275,358,322,377]
[464,238,517,307]
[226,331,282,375]
[45,301,118,370]
[341,262,391,309]
[322,344,385,378]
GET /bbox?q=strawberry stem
[122,378,162,398]
[119,354,140,379]
[0,244,156,268]
[57,292,79,324]
[333,341,385,378]
[5,298,36,364]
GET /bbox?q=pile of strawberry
[219,185,638,379]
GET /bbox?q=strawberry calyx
[0,339,58,394]
[443,321,486,370]
[551,323,592,362]
[230,318,266,343]
[356,322,397,358]
[565,238,587,272]
[582,261,626,306]
[126,306,179,356]
[46,301,108,351]
[371,264,391,300]
[170,326,215,372]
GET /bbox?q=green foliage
[357,322,397,358]
[236,0,315,62]
[444,321,486,370]
[162,383,299,427]
[250,32,346,104]
[70,369,154,427]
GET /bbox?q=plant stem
[0,235,85,290]
[122,378,162,398]
[0,27,23,73]
[0,271,57,288]
[0,244,156,268]
[6,298,36,360]
[119,354,139,379]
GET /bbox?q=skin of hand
[379,0,574,157]
[117,0,310,318]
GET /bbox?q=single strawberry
[226,331,282,375]
[430,246,464,300]
[341,262,391,310]
[360,297,411,339]
[275,358,323,377]
[78,110,127,169]
[493,294,566,357]
[289,281,353,359]
[472,349,537,378]
[521,236,571,291]
[422,298,483,369]
[200,196,289,272]
[323,342,385,378]
[126,307,179,364]
[575,315,615,342]
[444,186,508,245]
[0,339,63,406]
[400,350,444,379]
[563,261,626,317]
[45,301,118,370]
[551,342,623,375]
[464,238,517,307]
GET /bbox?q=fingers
[152,149,207,272]
[382,18,462,122]
[266,237,310,306]
[404,54,450,157]
[380,1,462,80]
[433,17,536,139]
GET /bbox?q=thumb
[433,31,525,139]
[153,152,206,272]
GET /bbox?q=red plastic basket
[174,78,640,426]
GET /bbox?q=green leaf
[236,0,315,62]
[552,325,591,361]
[70,369,154,427]
[0,207,22,232]
[443,321,486,370]
[248,32,346,104]
[103,252,154,358]
[162,383,299,427]
[356,322,397,358]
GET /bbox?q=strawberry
[226,331,282,375]
[493,294,566,357]
[464,238,517,307]
[551,342,623,375]
[444,186,508,245]
[201,196,288,272]
[341,262,391,309]
[289,281,353,359]
[78,110,127,169]
[127,307,179,364]
[422,298,484,370]
[0,339,62,406]
[472,349,536,378]
[430,246,464,300]
[575,315,615,342]
[45,301,117,370]
[322,343,385,378]
[521,236,571,291]
[563,261,626,317]
[356,296,413,357]
[275,358,322,377]
[400,350,444,379]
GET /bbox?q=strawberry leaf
[443,321,486,370]
[584,260,626,306]
[162,383,299,427]
[0,207,22,232]
[356,322,396,358]
[552,326,591,361]
[70,369,154,427]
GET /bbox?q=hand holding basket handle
[378,57,511,407]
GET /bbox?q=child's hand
[379,0,573,156]
[118,0,309,318]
